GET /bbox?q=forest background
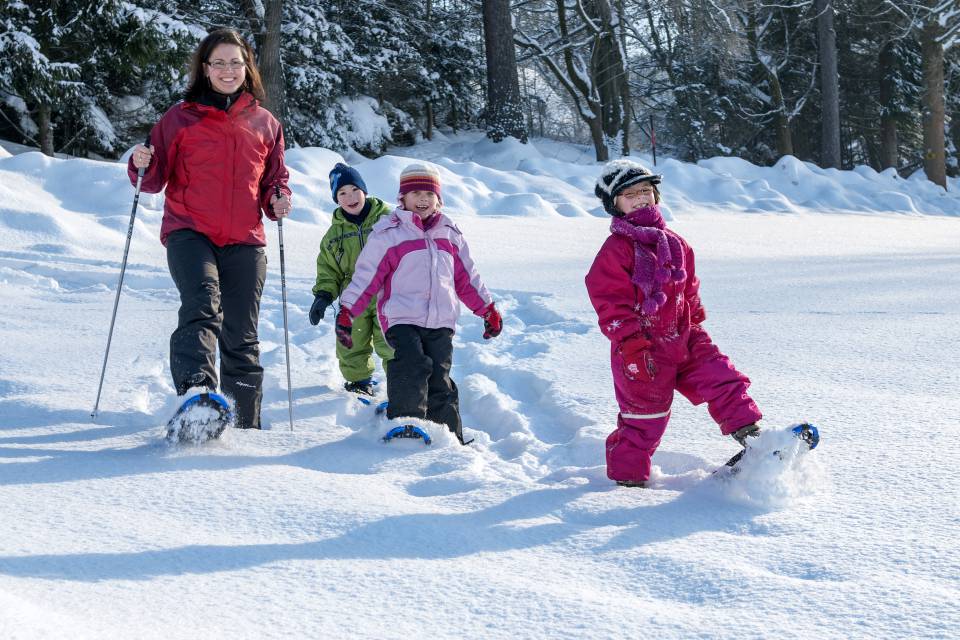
[2,0,958,187]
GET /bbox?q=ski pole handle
[137,134,151,178]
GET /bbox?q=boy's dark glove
[482,304,502,339]
[309,291,334,325]
[731,423,761,447]
[335,307,354,349]
[619,335,654,381]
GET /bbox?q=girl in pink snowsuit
[585,160,762,487]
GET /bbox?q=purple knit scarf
[610,205,687,315]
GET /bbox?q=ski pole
[275,184,294,432]
[91,135,150,419]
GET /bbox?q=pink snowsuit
[585,206,762,484]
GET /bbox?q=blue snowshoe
[166,392,234,444]
[723,422,820,472]
[790,422,820,450]
[382,424,432,445]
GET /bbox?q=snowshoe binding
[721,422,820,474]
[166,392,234,444]
[346,378,379,405]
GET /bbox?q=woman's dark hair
[184,28,266,102]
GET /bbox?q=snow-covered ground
[1,131,958,638]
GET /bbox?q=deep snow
[1,132,958,639]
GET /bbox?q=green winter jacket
[312,196,393,298]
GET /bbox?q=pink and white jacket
[339,208,493,332]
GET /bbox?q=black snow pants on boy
[166,229,267,429]
[384,324,463,442]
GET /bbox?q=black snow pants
[384,324,463,442]
[166,229,267,429]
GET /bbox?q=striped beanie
[398,163,442,202]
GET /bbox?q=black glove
[731,423,761,447]
[309,292,334,326]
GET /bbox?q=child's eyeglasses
[619,187,655,199]
[207,60,245,70]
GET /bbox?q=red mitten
[619,335,656,381]
[335,307,354,349]
[482,304,502,339]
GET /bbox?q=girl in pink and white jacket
[335,163,502,444]
[585,160,762,487]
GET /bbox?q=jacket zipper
[225,111,235,243]
[426,224,436,326]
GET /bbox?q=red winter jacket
[127,92,290,247]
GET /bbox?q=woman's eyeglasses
[207,60,245,70]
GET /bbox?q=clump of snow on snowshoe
[714,427,827,508]
[165,387,235,445]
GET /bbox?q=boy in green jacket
[309,163,394,395]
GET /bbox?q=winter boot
[731,423,761,447]
[344,378,376,396]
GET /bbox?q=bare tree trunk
[951,106,960,176]
[747,4,794,158]
[259,0,286,125]
[515,0,615,159]
[878,41,899,170]
[38,103,54,157]
[588,116,608,161]
[773,108,794,158]
[920,17,946,188]
[482,0,527,142]
[425,0,434,140]
[816,0,840,168]
[450,97,459,133]
[616,0,630,156]
[425,101,434,140]
[588,0,629,156]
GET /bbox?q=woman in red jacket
[129,28,292,430]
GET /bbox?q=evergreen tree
[0,0,193,157]
[331,0,482,147]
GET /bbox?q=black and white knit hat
[594,159,662,216]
